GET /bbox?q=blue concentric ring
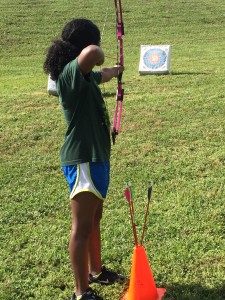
[143,48,167,69]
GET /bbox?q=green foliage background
[0,0,224,299]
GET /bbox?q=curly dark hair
[43,19,101,81]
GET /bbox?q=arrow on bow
[112,0,124,144]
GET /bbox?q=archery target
[139,45,171,74]
[47,75,58,96]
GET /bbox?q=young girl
[44,19,125,300]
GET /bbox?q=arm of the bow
[112,0,124,144]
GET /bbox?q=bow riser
[117,84,124,100]
[117,22,124,38]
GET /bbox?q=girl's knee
[71,221,93,240]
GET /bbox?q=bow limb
[112,0,124,144]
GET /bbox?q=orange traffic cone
[122,245,166,300]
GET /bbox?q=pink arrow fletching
[124,188,131,203]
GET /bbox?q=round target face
[143,48,167,69]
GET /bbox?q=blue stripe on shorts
[62,161,110,199]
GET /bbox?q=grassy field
[0,0,225,299]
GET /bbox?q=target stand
[139,45,172,75]
[47,75,58,96]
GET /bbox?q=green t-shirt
[57,58,111,166]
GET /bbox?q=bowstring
[100,0,111,99]
[101,0,111,43]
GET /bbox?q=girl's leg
[70,192,102,296]
[88,201,103,275]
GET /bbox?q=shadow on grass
[170,71,209,76]
[102,92,115,98]
[163,282,225,300]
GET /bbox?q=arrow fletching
[130,187,134,200]
[124,188,131,203]
[148,182,153,200]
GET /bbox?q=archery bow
[112,0,124,144]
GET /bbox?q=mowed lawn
[0,0,224,299]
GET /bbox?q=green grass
[0,0,225,299]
